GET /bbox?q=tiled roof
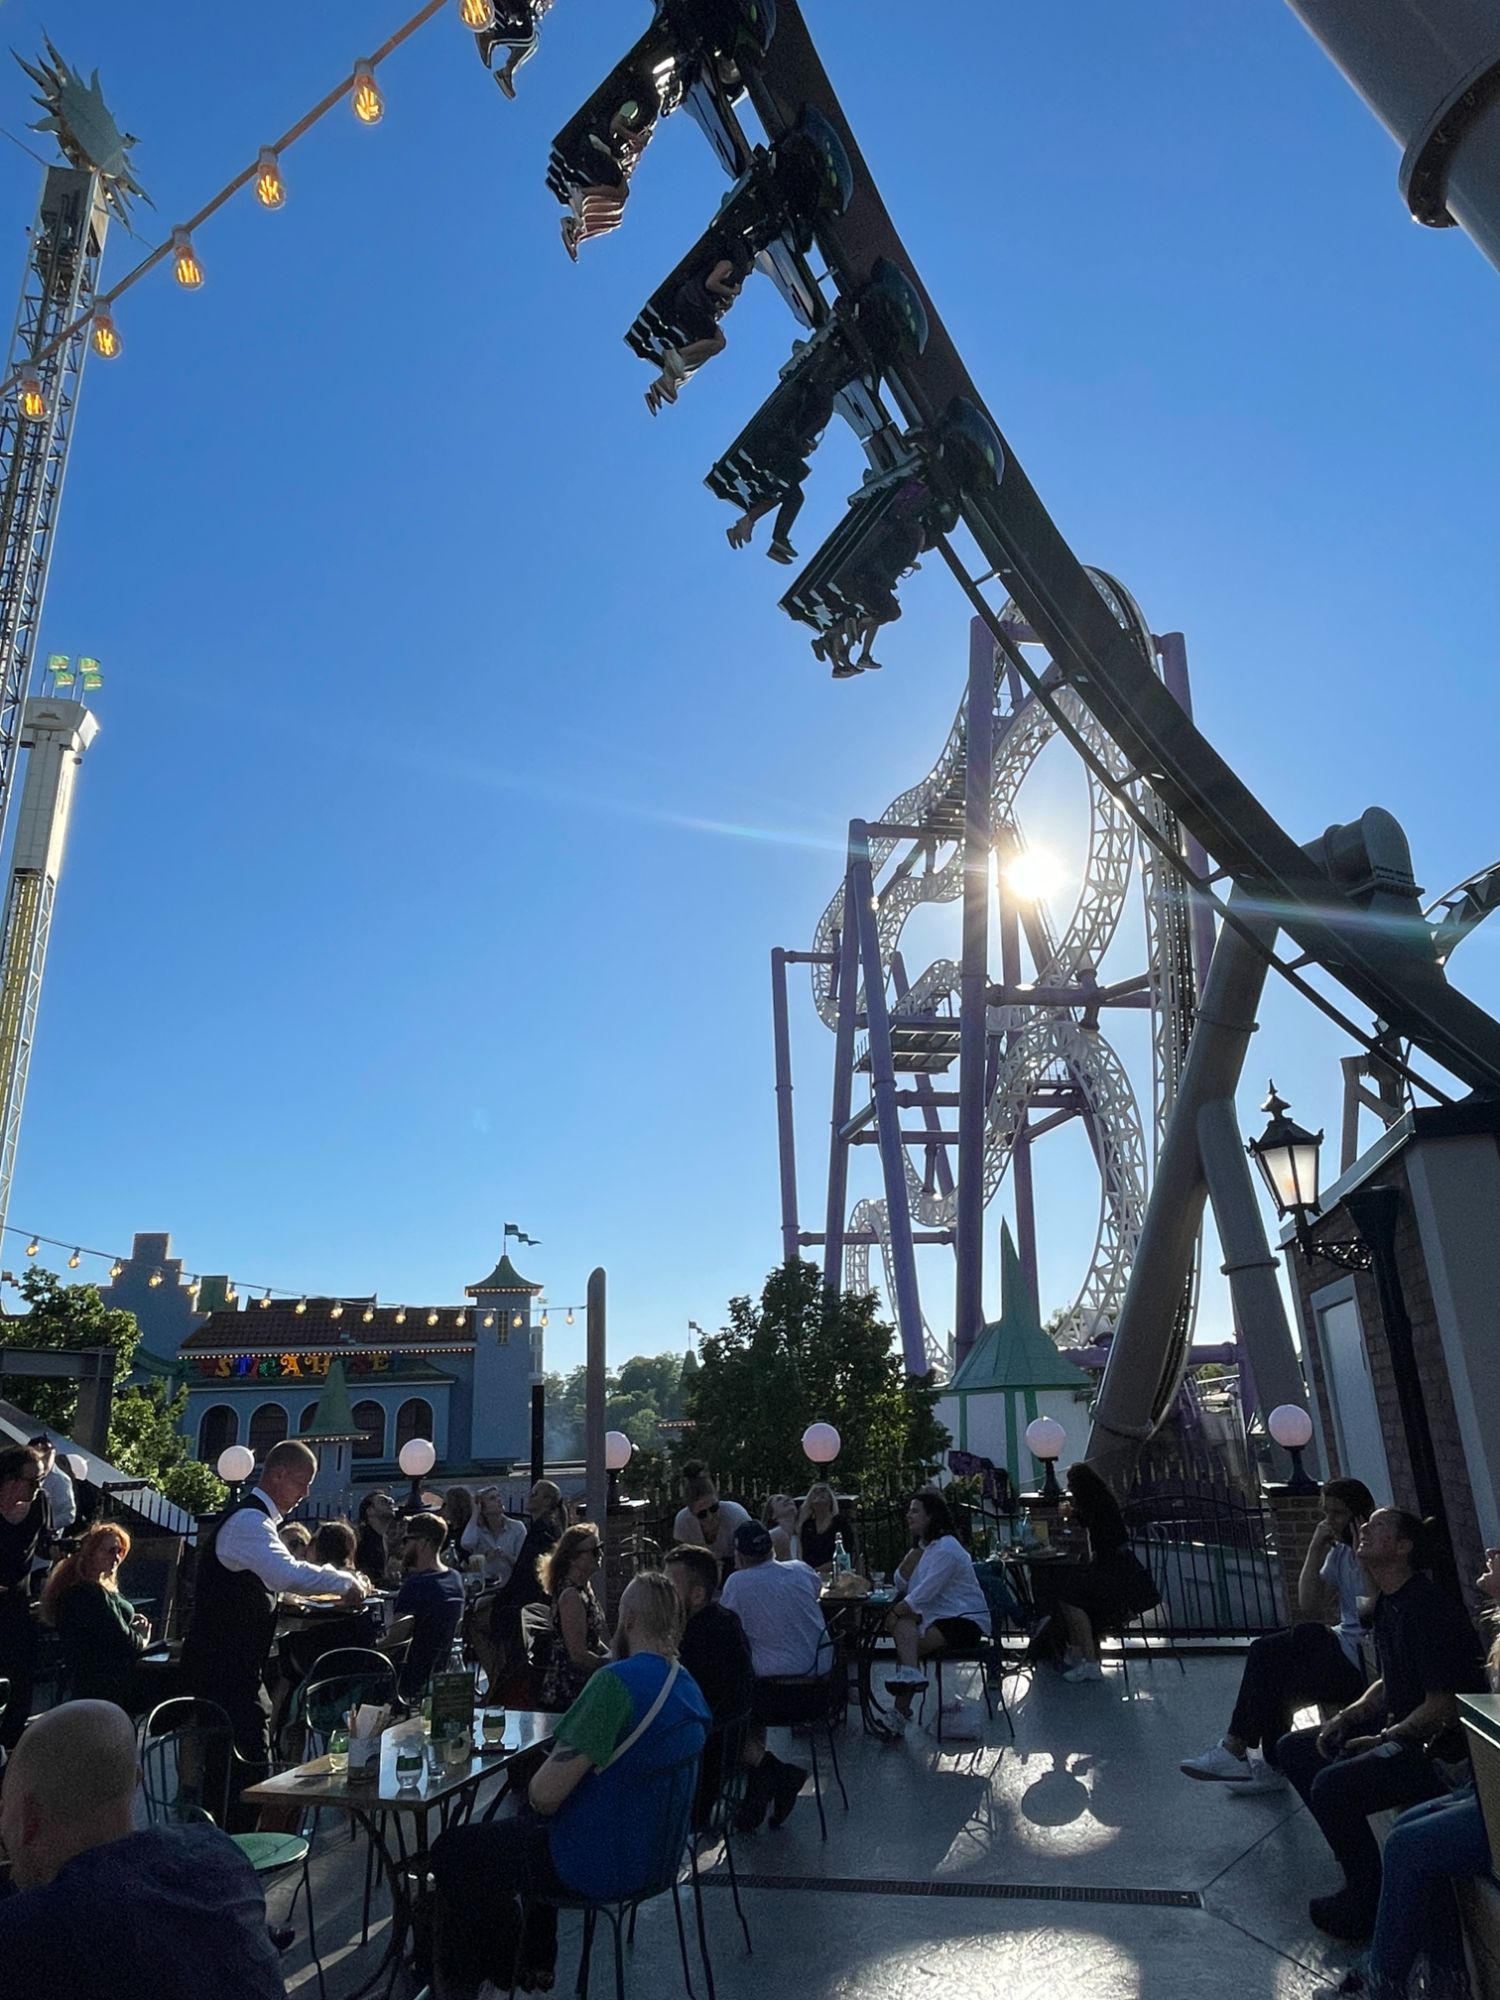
[466,1253,542,1296]
[180,1300,486,1355]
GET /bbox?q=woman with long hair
[1181,1475,1378,1788]
[1030,1461,1161,1683]
[883,1490,991,1728]
[763,1492,800,1562]
[41,1522,154,1713]
[538,1524,609,1711]
[797,1482,854,1571]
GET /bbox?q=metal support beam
[823,887,860,1294]
[771,946,800,1262]
[954,623,993,1367]
[584,1267,607,1539]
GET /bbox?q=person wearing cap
[29,1435,77,1559]
[720,1518,827,1830]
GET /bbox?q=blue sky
[2,1,1498,1376]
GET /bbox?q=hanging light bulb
[458,0,497,27]
[67,1248,81,1269]
[170,228,204,290]
[225,1285,237,1303]
[109,1260,123,1280]
[363,1303,375,1324]
[454,1310,465,1327]
[351,61,384,125]
[295,1296,308,1315]
[90,310,121,360]
[186,1279,201,1301]
[331,1300,344,1319]
[483,1311,496,1329]
[426,1310,439,1328]
[259,1289,272,1308]
[540,1309,549,1328]
[148,1269,163,1288]
[24,1238,37,1257]
[395,1306,407,1325]
[17,368,46,421]
[253,147,286,210]
[512,1311,523,1330]
[566,1308,575,1326]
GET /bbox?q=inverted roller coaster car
[779,450,956,639]
[626,108,854,363]
[547,0,775,206]
[705,259,929,514]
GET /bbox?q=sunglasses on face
[694,1504,719,1521]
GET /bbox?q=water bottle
[833,1532,850,1579]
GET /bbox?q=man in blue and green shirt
[431,1570,709,1996]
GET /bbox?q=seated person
[1028,1462,1159,1683]
[430,1573,710,1996]
[672,1461,751,1574]
[558,92,657,261]
[1180,1476,1376,1790]
[484,0,555,100]
[539,1523,609,1712]
[0,1700,285,1998]
[666,1543,754,1822]
[1277,1507,1487,1944]
[763,1492,801,1562]
[387,1511,466,1705]
[461,1485,528,1584]
[40,1521,166,1715]
[355,1489,400,1585]
[277,1518,383,1699]
[721,1519,828,1828]
[797,1483,855,1571]
[883,1490,991,1728]
[279,1521,312,1557]
[724,375,837,565]
[1334,1543,1500,2000]
[644,232,756,415]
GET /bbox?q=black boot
[733,1760,774,1833]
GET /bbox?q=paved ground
[274,1655,1357,2000]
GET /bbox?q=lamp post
[1246,1081,1455,1583]
[398,1437,437,1516]
[1024,1415,1065,1505]
[216,1444,254,1506]
[1266,1404,1318,1496]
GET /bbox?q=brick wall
[1264,1489,1331,1622]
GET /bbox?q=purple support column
[1157,632,1216,997]
[771,947,801,1264]
[954,622,995,1369]
[822,853,861,1295]
[849,819,927,1376]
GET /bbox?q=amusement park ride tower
[0,49,144,1239]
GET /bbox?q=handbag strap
[603,1658,680,1769]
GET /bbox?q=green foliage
[160,1458,228,1515]
[107,1381,191,1486]
[681,1260,949,1496]
[0,1267,142,1432]
[543,1350,691,1459]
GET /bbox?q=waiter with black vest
[182,1438,364,1824]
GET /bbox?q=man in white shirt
[181,1439,364,1825]
[719,1520,828,1831]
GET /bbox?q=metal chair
[515,1722,705,2000]
[751,1631,848,1840]
[682,1707,754,2000]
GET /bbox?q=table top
[242,1708,555,1815]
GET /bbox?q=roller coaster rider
[644,229,757,413]
[477,1,557,101]
[725,372,836,562]
[559,85,660,261]
[816,468,957,678]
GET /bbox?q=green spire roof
[466,1252,542,1297]
[947,1223,1088,1395]
[300,1358,362,1441]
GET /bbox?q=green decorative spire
[300,1358,361,1441]
[948,1223,1087,1395]
[465,1252,542,1297]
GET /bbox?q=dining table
[243,1705,555,1998]
[820,1585,903,1739]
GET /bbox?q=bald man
[0,1701,285,1997]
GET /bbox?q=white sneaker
[884,1669,928,1691]
[1179,1741,1253,1783]
[940,1696,963,1714]
[1226,1761,1288,1795]
[1062,1660,1105,1683]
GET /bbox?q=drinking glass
[396,1738,423,1788]
[328,1727,349,1774]
[420,1696,433,1737]
[443,1724,471,1769]
[482,1709,506,1749]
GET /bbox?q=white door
[1314,1290,1392,1503]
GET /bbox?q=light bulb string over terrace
[0,1221,520,1331]
[0,0,446,404]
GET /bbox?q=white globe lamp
[1024,1415,1066,1503]
[801,1422,841,1466]
[1267,1404,1317,1493]
[604,1430,633,1472]
[398,1436,437,1512]
[217,1444,254,1489]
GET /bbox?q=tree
[0,1267,142,1432]
[542,1351,690,1458]
[682,1260,948,1495]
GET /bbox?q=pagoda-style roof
[465,1253,542,1298]
[948,1224,1089,1396]
[300,1359,362,1442]
[179,1300,481,1355]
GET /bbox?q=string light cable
[0,0,448,404]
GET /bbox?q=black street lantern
[1246,1081,1324,1224]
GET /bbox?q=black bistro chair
[750,1628,848,1839]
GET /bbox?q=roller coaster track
[722,4,1500,1100]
